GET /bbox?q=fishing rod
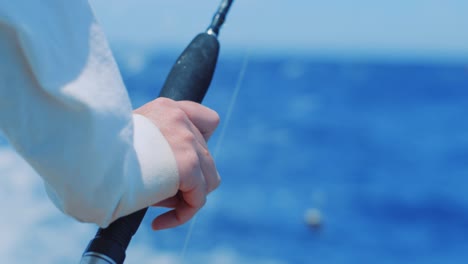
[80,0,234,263]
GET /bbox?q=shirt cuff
[131,113,179,207]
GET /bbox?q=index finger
[176,101,220,141]
[151,202,198,230]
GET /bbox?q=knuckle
[179,151,200,191]
[181,130,196,144]
[175,210,187,224]
[185,150,199,170]
[196,196,207,208]
[201,147,211,159]
[171,108,187,123]
[204,153,216,171]
[208,172,221,192]
[214,174,221,189]
[154,97,174,107]
[212,111,220,127]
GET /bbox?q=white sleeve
[0,0,179,227]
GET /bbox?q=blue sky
[90,0,468,61]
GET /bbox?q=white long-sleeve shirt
[0,0,179,227]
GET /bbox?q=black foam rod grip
[82,208,147,264]
[82,33,220,264]
[159,33,220,103]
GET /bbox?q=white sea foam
[0,146,285,263]
[0,147,94,262]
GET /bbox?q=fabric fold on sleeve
[0,0,179,228]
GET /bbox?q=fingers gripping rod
[80,1,234,263]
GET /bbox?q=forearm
[0,0,178,227]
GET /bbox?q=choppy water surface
[1,53,467,263]
[118,53,468,264]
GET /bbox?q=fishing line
[81,1,236,263]
[213,51,250,159]
[180,50,250,263]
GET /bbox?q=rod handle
[81,32,220,264]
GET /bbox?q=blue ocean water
[119,53,468,264]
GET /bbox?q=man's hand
[134,97,220,230]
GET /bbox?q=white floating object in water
[304,208,322,229]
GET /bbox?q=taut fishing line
[180,50,250,263]
[80,1,237,263]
